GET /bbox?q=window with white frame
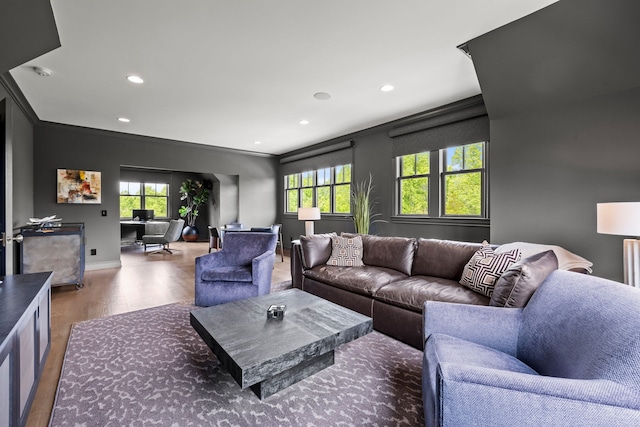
[285,164,352,214]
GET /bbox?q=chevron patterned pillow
[459,245,522,297]
[327,236,364,267]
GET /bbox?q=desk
[120,221,168,244]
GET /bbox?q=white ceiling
[10,0,558,155]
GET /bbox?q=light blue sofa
[423,270,640,426]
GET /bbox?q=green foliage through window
[119,181,169,218]
[398,152,430,215]
[284,164,352,214]
[396,142,486,218]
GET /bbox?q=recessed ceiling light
[126,75,144,84]
[299,120,309,125]
[254,141,262,144]
[313,92,331,100]
[118,117,131,123]
[380,84,394,92]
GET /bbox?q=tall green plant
[351,173,383,234]
[178,179,211,227]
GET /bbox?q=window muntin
[398,152,430,215]
[395,142,486,218]
[143,183,169,217]
[441,142,485,217]
[119,181,169,218]
[284,164,352,214]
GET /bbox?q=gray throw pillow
[490,250,558,308]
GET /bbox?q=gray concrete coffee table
[190,288,372,399]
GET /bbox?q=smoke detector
[33,66,52,77]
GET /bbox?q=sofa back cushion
[342,233,416,275]
[519,270,640,390]
[412,239,487,280]
[300,233,336,269]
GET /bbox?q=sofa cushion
[327,235,364,267]
[201,265,252,282]
[490,250,558,308]
[412,239,488,280]
[342,233,416,275]
[304,265,408,296]
[300,232,337,269]
[374,276,490,312]
[460,246,521,297]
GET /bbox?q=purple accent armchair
[422,270,640,426]
[195,232,277,306]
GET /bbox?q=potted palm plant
[178,179,212,241]
[351,173,384,234]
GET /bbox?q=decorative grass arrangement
[351,173,384,234]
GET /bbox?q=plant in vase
[351,173,385,234]
[178,179,212,241]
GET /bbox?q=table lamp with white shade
[597,202,640,287]
[298,207,321,236]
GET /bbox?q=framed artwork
[57,169,102,204]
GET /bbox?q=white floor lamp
[597,202,640,287]
[298,207,321,236]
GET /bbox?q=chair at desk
[142,219,184,254]
[208,226,220,253]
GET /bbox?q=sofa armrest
[291,241,304,289]
[252,250,275,289]
[423,301,522,356]
[436,364,640,426]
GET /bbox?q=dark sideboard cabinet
[19,223,85,289]
[0,272,53,427]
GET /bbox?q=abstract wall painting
[57,169,102,204]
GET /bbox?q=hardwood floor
[26,241,292,427]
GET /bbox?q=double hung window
[285,164,352,214]
[396,142,486,218]
[119,182,169,218]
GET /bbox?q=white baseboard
[85,260,122,271]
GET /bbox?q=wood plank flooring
[26,241,292,427]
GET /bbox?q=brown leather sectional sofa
[291,233,496,349]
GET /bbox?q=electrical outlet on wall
[90,249,97,255]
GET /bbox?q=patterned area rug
[50,302,424,426]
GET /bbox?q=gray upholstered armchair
[423,270,640,427]
[142,219,184,254]
[194,231,277,306]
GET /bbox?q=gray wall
[469,0,640,281]
[34,123,278,269]
[1,86,35,274]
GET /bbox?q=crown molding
[0,72,39,125]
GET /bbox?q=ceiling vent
[456,43,472,59]
[33,66,52,77]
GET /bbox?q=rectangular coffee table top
[190,289,372,391]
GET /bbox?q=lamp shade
[297,207,321,221]
[597,202,640,236]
